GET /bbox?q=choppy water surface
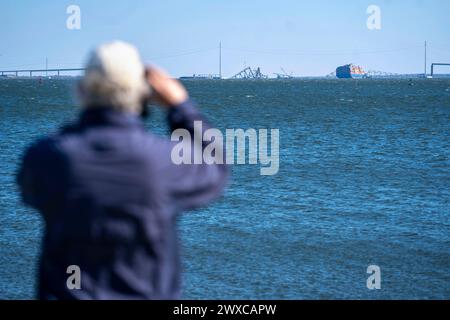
[0,78,449,299]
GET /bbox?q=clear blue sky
[0,0,449,76]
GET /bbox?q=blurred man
[17,41,228,299]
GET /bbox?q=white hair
[78,41,151,114]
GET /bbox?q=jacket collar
[79,107,144,129]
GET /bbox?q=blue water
[0,78,449,299]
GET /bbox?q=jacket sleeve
[16,138,68,212]
[17,144,39,208]
[163,99,229,211]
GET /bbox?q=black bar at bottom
[0,300,447,318]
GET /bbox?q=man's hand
[146,66,188,108]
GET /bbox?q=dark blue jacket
[17,100,228,299]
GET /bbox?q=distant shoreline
[1,75,450,80]
[178,75,450,80]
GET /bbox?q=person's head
[78,41,151,114]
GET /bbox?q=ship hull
[336,73,366,79]
[349,73,366,79]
